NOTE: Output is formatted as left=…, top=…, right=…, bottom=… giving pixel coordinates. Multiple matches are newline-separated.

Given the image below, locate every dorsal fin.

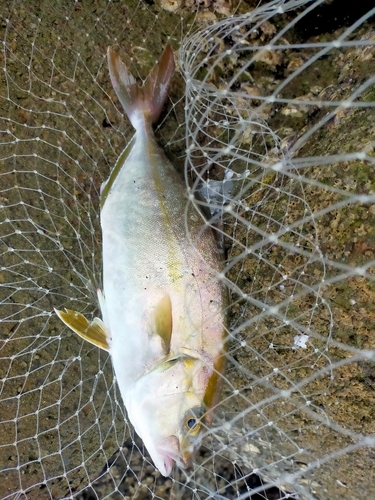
left=55, top=308, right=110, bottom=351
left=154, top=294, right=173, bottom=355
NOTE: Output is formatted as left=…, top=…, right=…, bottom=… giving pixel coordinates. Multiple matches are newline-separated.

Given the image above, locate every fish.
left=55, top=44, right=227, bottom=477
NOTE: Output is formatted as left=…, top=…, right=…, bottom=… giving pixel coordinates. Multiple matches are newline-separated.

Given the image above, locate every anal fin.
left=55, top=308, right=110, bottom=351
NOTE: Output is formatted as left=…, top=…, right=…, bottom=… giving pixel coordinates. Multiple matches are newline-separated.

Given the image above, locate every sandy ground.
left=0, top=1, right=374, bottom=499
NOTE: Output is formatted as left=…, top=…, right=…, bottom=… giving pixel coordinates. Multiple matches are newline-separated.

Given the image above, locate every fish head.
left=153, top=403, right=205, bottom=475
left=125, top=355, right=214, bottom=476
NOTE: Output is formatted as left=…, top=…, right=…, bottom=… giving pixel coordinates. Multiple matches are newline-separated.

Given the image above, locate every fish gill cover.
left=0, top=0, right=375, bottom=499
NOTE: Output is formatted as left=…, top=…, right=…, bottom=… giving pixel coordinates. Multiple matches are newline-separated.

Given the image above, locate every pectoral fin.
left=154, top=294, right=172, bottom=355
left=54, top=308, right=110, bottom=351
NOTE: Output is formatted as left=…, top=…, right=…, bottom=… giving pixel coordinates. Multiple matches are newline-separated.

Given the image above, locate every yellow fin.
left=154, top=295, right=172, bottom=355
left=54, top=308, right=110, bottom=351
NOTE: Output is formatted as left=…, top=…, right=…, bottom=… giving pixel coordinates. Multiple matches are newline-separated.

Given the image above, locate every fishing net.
left=1, top=0, right=375, bottom=498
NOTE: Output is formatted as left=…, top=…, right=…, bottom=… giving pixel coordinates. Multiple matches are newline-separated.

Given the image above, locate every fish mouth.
left=158, top=453, right=174, bottom=477
left=156, top=435, right=191, bottom=476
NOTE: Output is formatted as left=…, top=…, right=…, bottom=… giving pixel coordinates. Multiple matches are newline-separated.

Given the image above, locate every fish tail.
left=107, top=45, right=175, bottom=130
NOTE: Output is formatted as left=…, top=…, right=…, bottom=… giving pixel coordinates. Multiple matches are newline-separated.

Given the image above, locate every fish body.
left=55, top=45, right=227, bottom=476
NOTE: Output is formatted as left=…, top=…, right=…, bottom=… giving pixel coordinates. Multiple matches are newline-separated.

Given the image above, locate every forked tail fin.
left=107, top=45, right=175, bottom=130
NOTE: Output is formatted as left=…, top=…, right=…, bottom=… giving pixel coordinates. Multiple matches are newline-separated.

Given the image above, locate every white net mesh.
left=1, top=0, right=375, bottom=499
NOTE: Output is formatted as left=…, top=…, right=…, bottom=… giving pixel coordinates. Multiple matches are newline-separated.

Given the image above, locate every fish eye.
left=185, top=416, right=201, bottom=434
left=187, top=418, right=197, bottom=429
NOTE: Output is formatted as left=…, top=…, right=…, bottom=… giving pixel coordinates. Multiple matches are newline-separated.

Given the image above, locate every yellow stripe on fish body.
left=145, top=131, right=186, bottom=290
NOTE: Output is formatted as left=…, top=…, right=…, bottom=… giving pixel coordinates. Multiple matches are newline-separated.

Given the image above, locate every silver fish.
left=56, top=45, right=227, bottom=476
